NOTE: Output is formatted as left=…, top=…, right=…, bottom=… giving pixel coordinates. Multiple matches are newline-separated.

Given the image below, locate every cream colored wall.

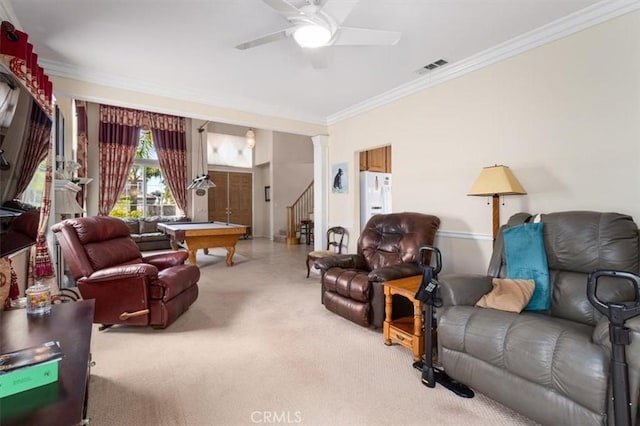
left=254, top=129, right=273, bottom=167
left=51, top=76, right=326, bottom=136
left=254, top=130, right=273, bottom=237
left=272, top=132, right=314, bottom=236
left=327, top=11, right=640, bottom=274
left=54, top=95, right=74, bottom=160
left=253, top=164, right=271, bottom=238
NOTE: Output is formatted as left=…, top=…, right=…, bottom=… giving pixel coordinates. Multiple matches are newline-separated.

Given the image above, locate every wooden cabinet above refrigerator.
left=359, top=146, right=391, bottom=173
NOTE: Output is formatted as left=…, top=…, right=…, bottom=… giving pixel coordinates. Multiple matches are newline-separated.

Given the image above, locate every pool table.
left=157, top=222, right=247, bottom=266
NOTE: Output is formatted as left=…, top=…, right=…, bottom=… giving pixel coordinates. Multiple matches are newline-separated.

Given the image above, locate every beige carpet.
left=86, top=239, right=537, bottom=426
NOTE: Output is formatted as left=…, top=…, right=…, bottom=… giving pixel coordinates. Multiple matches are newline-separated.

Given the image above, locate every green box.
left=0, top=359, right=59, bottom=398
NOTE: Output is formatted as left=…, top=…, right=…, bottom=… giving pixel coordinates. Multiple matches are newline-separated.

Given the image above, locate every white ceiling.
left=3, top=0, right=613, bottom=125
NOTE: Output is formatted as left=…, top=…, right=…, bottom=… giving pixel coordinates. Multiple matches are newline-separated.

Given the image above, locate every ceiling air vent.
left=416, top=59, right=449, bottom=75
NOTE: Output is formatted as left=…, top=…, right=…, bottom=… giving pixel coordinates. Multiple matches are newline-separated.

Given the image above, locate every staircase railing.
left=286, top=181, right=314, bottom=245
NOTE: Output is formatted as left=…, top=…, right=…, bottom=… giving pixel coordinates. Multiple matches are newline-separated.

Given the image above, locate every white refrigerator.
left=360, top=171, right=392, bottom=230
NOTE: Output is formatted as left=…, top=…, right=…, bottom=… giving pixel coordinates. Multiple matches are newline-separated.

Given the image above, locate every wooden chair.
left=306, top=226, right=346, bottom=278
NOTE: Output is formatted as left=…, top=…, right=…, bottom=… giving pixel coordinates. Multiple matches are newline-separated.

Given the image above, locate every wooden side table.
left=383, top=275, right=424, bottom=362
left=0, top=300, right=95, bottom=425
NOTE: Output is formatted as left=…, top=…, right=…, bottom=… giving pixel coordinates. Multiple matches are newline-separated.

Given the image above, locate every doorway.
left=359, top=146, right=392, bottom=230
left=208, top=171, right=253, bottom=230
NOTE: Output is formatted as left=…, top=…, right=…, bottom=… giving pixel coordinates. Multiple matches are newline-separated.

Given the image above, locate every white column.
left=312, top=135, right=329, bottom=251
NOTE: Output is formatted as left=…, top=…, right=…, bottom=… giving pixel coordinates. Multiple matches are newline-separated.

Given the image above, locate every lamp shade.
left=468, top=165, right=526, bottom=196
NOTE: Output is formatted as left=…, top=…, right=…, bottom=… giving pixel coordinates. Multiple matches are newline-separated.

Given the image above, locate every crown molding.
left=326, top=0, right=640, bottom=126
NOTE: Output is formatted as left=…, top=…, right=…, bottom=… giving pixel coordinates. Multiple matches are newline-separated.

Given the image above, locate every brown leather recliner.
left=52, top=216, right=199, bottom=329
left=314, top=212, right=440, bottom=328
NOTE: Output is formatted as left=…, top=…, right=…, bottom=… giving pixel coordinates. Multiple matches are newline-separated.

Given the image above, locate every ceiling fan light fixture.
left=293, top=24, right=331, bottom=48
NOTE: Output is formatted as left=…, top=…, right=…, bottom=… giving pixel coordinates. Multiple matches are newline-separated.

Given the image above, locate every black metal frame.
left=587, top=270, right=640, bottom=426
left=413, top=245, right=474, bottom=398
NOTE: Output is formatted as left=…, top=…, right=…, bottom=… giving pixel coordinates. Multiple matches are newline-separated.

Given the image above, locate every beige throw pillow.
left=475, top=278, right=535, bottom=313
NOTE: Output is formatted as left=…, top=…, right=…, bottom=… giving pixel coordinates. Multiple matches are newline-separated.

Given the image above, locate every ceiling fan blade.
left=303, top=47, right=328, bottom=69
left=235, top=28, right=294, bottom=50
left=262, top=0, right=303, bottom=17
left=333, top=27, right=402, bottom=46
left=321, top=0, right=358, bottom=24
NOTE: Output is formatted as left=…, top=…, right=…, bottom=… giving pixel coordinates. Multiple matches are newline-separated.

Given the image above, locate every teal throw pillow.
left=503, top=222, right=550, bottom=311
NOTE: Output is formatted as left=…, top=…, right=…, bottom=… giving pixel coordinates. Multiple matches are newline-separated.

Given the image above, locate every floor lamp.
left=468, top=165, right=526, bottom=245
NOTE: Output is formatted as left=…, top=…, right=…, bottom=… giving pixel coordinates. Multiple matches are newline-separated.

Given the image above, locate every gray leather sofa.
left=121, top=216, right=189, bottom=251
left=437, top=211, right=640, bottom=425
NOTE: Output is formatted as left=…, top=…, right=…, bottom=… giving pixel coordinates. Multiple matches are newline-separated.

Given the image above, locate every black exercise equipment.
left=412, top=245, right=474, bottom=398
left=587, top=269, right=640, bottom=426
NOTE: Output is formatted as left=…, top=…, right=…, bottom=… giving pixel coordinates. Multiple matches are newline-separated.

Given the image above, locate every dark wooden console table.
left=0, top=299, right=95, bottom=426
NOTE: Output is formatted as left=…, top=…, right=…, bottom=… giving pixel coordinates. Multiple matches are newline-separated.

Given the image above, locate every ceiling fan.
left=235, top=0, right=402, bottom=68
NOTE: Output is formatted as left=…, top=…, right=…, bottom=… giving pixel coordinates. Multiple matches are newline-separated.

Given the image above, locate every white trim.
left=326, top=0, right=640, bottom=125
left=436, top=230, right=492, bottom=241
left=312, top=135, right=330, bottom=251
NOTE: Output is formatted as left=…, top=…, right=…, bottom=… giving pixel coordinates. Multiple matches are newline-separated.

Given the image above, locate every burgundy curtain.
left=12, top=100, right=52, bottom=198
left=2, top=257, right=19, bottom=309
left=75, top=100, right=88, bottom=207
left=29, top=137, right=56, bottom=288
left=98, top=105, right=139, bottom=215
left=151, top=113, right=187, bottom=213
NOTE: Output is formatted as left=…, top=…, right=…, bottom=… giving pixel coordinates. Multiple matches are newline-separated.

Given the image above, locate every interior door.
left=207, top=171, right=252, bottom=227
left=208, top=171, right=229, bottom=223
left=228, top=172, right=252, bottom=226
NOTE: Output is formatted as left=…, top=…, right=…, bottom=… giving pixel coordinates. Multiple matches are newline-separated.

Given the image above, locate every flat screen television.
left=0, top=67, right=48, bottom=258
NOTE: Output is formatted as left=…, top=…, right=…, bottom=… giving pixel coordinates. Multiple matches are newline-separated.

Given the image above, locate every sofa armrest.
left=438, top=274, right=493, bottom=306
left=314, top=254, right=367, bottom=273
left=143, top=251, right=189, bottom=269
left=369, top=264, right=421, bottom=282
left=84, top=263, right=159, bottom=283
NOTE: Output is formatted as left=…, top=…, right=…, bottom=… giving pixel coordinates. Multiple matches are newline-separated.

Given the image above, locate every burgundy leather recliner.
left=314, top=212, right=440, bottom=328
left=52, top=216, right=199, bottom=329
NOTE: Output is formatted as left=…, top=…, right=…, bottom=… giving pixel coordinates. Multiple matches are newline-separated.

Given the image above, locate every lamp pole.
left=492, top=194, right=500, bottom=246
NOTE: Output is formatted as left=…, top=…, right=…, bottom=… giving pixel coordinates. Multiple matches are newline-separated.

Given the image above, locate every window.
left=207, top=133, right=252, bottom=168
left=109, top=130, right=180, bottom=218
left=19, top=158, right=47, bottom=207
